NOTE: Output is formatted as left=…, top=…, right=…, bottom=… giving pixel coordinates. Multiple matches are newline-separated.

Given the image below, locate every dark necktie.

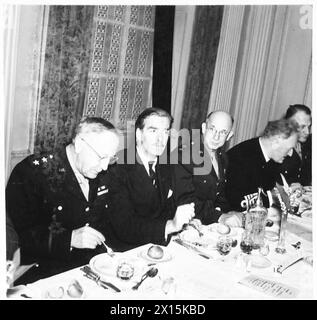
left=148, top=161, right=157, bottom=188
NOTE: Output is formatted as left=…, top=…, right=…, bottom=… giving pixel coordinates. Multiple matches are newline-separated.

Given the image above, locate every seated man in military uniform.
left=277, top=104, right=312, bottom=186
left=173, top=110, right=236, bottom=225
left=6, top=117, right=120, bottom=283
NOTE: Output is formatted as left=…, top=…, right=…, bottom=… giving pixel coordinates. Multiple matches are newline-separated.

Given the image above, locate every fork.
left=101, top=241, right=115, bottom=257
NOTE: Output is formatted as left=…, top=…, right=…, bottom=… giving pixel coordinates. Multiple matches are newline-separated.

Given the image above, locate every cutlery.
left=132, top=267, right=158, bottom=290
left=173, top=238, right=212, bottom=259
left=275, top=253, right=306, bottom=274
left=101, top=241, right=115, bottom=257
left=80, top=266, right=121, bottom=292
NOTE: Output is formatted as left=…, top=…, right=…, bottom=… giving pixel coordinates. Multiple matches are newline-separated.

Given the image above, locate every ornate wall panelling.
left=84, top=5, right=155, bottom=135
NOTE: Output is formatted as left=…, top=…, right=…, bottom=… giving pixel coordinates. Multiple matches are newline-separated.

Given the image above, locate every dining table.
left=7, top=185, right=313, bottom=300
left=8, top=220, right=312, bottom=300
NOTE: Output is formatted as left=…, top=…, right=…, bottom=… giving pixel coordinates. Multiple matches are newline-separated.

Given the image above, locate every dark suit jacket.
left=225, top=138, right=281, bottom=211
left=106, top=149, right=194, bottom=252
left=277, top=134, right=312, bottom=186
left=6, top=149, right=112, bottom=283
left=173, top=140, right=231, bottom=225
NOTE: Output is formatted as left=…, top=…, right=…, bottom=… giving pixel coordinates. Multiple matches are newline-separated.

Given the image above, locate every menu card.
left=239, top=275, right=299, bottom=298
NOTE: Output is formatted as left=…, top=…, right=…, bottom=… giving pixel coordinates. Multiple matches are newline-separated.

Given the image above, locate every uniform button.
left=105, top=204, right=108, bottom=208
left=203, top=180, right=207, bottom=183
left=57, top=206, right=63, bottom=211
left=285, top=170, right=288, bottom=174
left=299, top=168, right=302, bottom=171
left=216, top=192, right=220, bottom=196
left=85, top=207, right=90, bottom=212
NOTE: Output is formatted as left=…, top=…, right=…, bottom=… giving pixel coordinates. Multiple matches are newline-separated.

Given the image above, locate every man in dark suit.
left=6, top=117, right=120, bottom=283
left=173, top=111, right=235, bottom=225
left=107, top=108, right=195, bottom=252
left=278, top=104, right=312, bottom=186
left=225, top=119, right=298, bottom=211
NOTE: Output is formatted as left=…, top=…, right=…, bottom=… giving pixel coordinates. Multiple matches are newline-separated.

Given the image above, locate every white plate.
left=249, top=255, right=271, bottom=268
left=89, top=253, right=147, bottom=289
left=203, top=223, right=241, bottom=237
left=138, top=246, right=173, bottom=263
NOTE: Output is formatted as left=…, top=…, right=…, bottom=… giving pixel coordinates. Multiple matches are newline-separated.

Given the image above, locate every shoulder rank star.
left=42, top=157, right=48, bottom=163
left=33, top=160, right=40, bottom=165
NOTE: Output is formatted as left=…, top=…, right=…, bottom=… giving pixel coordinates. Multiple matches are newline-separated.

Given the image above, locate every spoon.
left=132, top=267, right=158, bottom=290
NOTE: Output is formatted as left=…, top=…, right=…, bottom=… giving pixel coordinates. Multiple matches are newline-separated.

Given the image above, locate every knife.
left=173, top=238, right=213, bottom=259
left=80, top=266, right=121, bottom=292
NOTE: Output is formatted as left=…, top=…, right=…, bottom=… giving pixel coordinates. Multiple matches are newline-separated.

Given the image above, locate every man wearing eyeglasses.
left=173, top=110, right=235, bottom=225
left=106, top=108, right=195, bottom=251
left=6, top=117, right=120, bottom=283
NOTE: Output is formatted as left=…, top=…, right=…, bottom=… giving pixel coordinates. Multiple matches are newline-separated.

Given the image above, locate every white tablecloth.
left=17, top=214, right=313, bottom=300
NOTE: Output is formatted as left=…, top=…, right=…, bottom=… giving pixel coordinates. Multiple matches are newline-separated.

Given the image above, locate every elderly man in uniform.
left=225, top=118, right=298, bottom=212
left=173, top=111, right=236, bottom=225
left=106, top=108, right=195, bottom=252
left=278, top=104, right=312, bottom=186
left=6, top=117, right=120, bottom=284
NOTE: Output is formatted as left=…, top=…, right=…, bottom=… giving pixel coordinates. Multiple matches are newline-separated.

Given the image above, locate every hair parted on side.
left=285, top=104, right=311, bottom=119
left=135, top=107, right=173, bottom=131
left=262, top=118, right=298, bottom=139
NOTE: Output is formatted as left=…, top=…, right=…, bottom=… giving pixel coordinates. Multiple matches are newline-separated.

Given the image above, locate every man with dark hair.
left=173, top=110, right=235, bottom=225
left=279, top=104, right=312, bottom=185
left=6, top=117, right=120, bottom=283
left=225, top=118, right=298, bottom=211
left=106, top=108, right=195, bottom=251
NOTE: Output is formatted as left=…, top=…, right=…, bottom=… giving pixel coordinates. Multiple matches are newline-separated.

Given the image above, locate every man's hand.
left=165, top=203, right=195, bottom=237
left=218, top=211, right=243, bottom=228
left=71, top=225, right=105, bottom=249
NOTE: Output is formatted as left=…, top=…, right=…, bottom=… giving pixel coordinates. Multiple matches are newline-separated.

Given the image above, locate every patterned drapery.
left=34, top=6, right=95, bottom=153
left=181, top=6, right=224, bottom=130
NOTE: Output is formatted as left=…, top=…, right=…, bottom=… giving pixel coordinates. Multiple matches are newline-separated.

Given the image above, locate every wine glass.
left=240, top=231, right=253, bottom=255
left=216, top=236, right=233, bottom=256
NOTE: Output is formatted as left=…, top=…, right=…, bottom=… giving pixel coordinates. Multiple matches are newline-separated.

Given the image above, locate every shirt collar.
left=259, top=137, right=270, bottom=162
left=66, top=145, right=89, bottom=185
left=136, top=146, right=157, bottom=175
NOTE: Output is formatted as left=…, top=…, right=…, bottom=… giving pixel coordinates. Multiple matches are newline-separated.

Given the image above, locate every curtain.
left=34, top=6, right=95, bottom=154
left=181, top=6, right=224, bottom=130
left=2, top=5, right=20, bottom=182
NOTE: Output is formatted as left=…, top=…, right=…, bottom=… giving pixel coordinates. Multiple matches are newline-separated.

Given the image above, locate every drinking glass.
left=216, top=236, right=233, bottom=256
left=240, top=231, right=253, bottom=255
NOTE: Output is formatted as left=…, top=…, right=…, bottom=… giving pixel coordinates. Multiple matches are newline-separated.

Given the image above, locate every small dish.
left=249, top=255, right=271, bottom=268
left=138, top=246, right=173, bottom=263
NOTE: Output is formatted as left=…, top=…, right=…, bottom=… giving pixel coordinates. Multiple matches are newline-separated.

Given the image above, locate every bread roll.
left=147, top=245, right=164, bottom=259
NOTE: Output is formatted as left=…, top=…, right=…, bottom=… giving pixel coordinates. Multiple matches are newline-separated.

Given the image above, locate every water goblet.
left=216, top=236, right=233, bottom=256
left=240, top=231, right=253, bottom=255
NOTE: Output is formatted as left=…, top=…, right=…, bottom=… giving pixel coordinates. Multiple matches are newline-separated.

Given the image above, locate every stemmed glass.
left=240, top=231, right=253, bottom=255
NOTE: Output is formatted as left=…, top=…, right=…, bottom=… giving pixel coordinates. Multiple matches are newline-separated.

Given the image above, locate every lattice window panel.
left=84, top=5, right=155, bottom=130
